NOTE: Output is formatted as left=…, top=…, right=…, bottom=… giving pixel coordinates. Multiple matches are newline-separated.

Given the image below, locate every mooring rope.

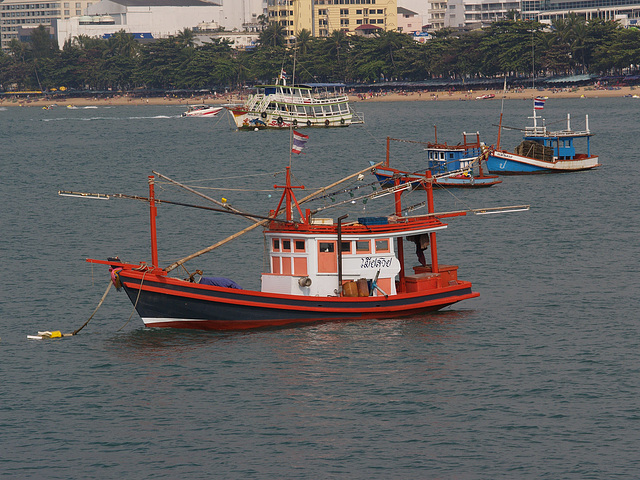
left=117, top=270, right=147, bottom=332
left=71, top=280, right=113, bottom=335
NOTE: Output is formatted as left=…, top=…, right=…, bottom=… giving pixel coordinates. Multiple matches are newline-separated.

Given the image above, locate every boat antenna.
left=531, top=27, right=535, bottom=90
left=497, top=94, right=505, bottom=150
left=289, top=39, right=298, bottom=168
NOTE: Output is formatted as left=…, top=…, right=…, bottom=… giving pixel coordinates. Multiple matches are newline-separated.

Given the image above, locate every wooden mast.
left=394, top=176, right=406, bottom=293
left=148, top=175, right=159, bottom=267
left=425, top=171, right=439, bottom=273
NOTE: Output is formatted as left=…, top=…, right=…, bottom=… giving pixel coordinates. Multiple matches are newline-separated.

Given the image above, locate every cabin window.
left=272, top=239, right=280, bottom=251
left=375, top=239, right=389, bottom=253
left=356, top=240, right=370, bottom=253
left=319, top=242, right=334, bottom=253
left=295, top=240, right=305, bottom=252
left=340, top=241, right=351, bottom=253
left=282, top=240, right=291, bottom=251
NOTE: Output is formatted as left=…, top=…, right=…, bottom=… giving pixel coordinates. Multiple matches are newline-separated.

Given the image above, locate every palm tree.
left=175, top=28, right=196, bottom=49
left=295, top=29, right=313, bottom=56
left=107, top=30, right=138, bottom=58
left=259, top=23, right=286, bottom=48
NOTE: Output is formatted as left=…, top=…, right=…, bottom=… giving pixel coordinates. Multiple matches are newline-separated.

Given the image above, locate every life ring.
left=261, top=112, right=267, bottom=119
left=277, top=116, right=283, bottom=125
left=293, top=119, right=298, bottom=126
left=324, top=119, right=330, bottom=126
left=340, top=118, right=345, bottom=125
left=306, top=120, right=312, bottom=127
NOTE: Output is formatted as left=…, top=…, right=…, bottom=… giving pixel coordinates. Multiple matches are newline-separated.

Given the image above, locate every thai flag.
left=534, top=97, right=546, bottom=110
left=291, top=130, right=308, bottom=154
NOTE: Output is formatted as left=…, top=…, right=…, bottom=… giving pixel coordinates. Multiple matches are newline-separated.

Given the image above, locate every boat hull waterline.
left=118, top=269, right=479, bottom=330
left=373, top=169, right=501, bottom=188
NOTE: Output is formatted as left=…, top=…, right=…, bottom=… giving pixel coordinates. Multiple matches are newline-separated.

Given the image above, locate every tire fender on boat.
left=340, top=118, right=345, bottom=125
left=324, top=119, right=330, bottom=126
left=293, top=119, right=298, bottom=127
left=261, top=112, right=267, bottom=119
left=307, top=120, right=312, bottom=127
left=277, top=116, right=283, bottom=125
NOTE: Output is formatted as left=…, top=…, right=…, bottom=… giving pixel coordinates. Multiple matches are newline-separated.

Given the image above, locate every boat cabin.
left=523, top=112, right=593, bottom=161
left=426, top=132, right=483, bottom=175
left=262, top=225, right=400, bottom=297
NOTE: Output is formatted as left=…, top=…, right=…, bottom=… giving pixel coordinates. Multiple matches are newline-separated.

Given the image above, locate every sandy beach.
left=1, top=85, right=637, bottom=107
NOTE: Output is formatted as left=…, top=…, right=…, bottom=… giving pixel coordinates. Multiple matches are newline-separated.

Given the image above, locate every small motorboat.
left=181, top=104, right=223, bottom=117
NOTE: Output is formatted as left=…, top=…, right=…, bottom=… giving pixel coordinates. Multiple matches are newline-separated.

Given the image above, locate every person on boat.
left=408, top=234, right=429, bottom=267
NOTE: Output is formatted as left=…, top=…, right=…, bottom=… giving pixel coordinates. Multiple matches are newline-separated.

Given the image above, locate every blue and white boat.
left=372, top=133, right=501, bottom=189
left=486, top=99, right=600, bottom=174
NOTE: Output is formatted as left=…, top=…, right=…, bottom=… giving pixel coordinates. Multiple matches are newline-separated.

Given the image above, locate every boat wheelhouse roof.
left=267, top=215, right=448, bottom=239
left=255, top=83, right=347, bottom=90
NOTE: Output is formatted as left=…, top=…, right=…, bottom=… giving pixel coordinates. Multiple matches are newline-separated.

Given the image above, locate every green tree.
left=175, top=28, right=196, bottom=49
left=259, top=23, right=286, bottom=47
left=295, top=29, right=313, bottom=56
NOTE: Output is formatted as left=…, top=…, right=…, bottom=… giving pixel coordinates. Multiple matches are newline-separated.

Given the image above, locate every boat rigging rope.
left=159, top=170, right=285, bottom=185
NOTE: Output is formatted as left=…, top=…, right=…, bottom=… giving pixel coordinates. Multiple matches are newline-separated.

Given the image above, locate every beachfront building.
left=193, top=21, right=261, bottom=49
left=427, top=0, right=446, bottom=31
left=266, top=0, right=397, bottom=41
left=397, top=6, right=420, bottom=32
left=53, top=0, right=266, bottom=49
left=426, top=0, right=640, bottom=31
left=0, top=0, right=93, bottom=51
left=521, top=0, right=640, bottom=24
left=444, top=0, right=519, bottom=29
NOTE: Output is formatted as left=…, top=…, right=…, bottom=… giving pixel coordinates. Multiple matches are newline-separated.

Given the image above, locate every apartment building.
left=1, top=0, right=93, bottom=50
left=521, top=0, right=640, bottom=23
left=445, top=0, right=519, bottom=29
left=2, top=0, right=266, bottom=51
left=267, top=0, right=397, bottom=39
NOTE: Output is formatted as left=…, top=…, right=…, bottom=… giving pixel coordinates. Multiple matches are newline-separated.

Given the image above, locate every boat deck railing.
left=524, top=126, right=548, bottom=136
left=351, top=110, right=365, bottom=124
left=269, top=93, right=350, bottom=105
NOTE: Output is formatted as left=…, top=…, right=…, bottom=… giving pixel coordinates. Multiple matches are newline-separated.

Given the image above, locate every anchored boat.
left=63, top=144, right=526, bottom=331
left=372, top=134, right=501, bottom=189
left=228, top=79, right=364, bottom=130
left=486, top=98, right=600, bottom=174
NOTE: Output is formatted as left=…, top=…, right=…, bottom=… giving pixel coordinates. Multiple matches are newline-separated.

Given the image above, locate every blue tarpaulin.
left=200, top=277, right=243, bottom=289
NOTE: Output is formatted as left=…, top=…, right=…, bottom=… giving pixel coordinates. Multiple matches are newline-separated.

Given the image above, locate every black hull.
left=119, top=272, right=478, bottom=330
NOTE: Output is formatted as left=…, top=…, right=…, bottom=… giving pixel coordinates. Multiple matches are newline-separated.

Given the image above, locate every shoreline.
left=1, top=85, right=637, bottom=107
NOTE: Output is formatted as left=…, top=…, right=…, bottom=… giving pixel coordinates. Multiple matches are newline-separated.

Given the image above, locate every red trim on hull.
left=121, top=279, right=478, bottom=314
left=141, top=300, right=470, bottom=330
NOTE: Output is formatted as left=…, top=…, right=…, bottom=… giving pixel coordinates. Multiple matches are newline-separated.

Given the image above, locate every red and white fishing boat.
left=181, top=104, right=223, bottom=117
left=71, top=158, right=527, bottom=331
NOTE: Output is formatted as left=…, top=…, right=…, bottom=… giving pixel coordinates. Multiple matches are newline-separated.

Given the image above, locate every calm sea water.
left=1, top=98, right=639, bottom=479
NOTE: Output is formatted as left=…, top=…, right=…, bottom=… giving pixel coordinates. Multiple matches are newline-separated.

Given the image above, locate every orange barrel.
left=342, top=281, right=358, bottom=297
left=356, top=278, right=369, bottom=297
